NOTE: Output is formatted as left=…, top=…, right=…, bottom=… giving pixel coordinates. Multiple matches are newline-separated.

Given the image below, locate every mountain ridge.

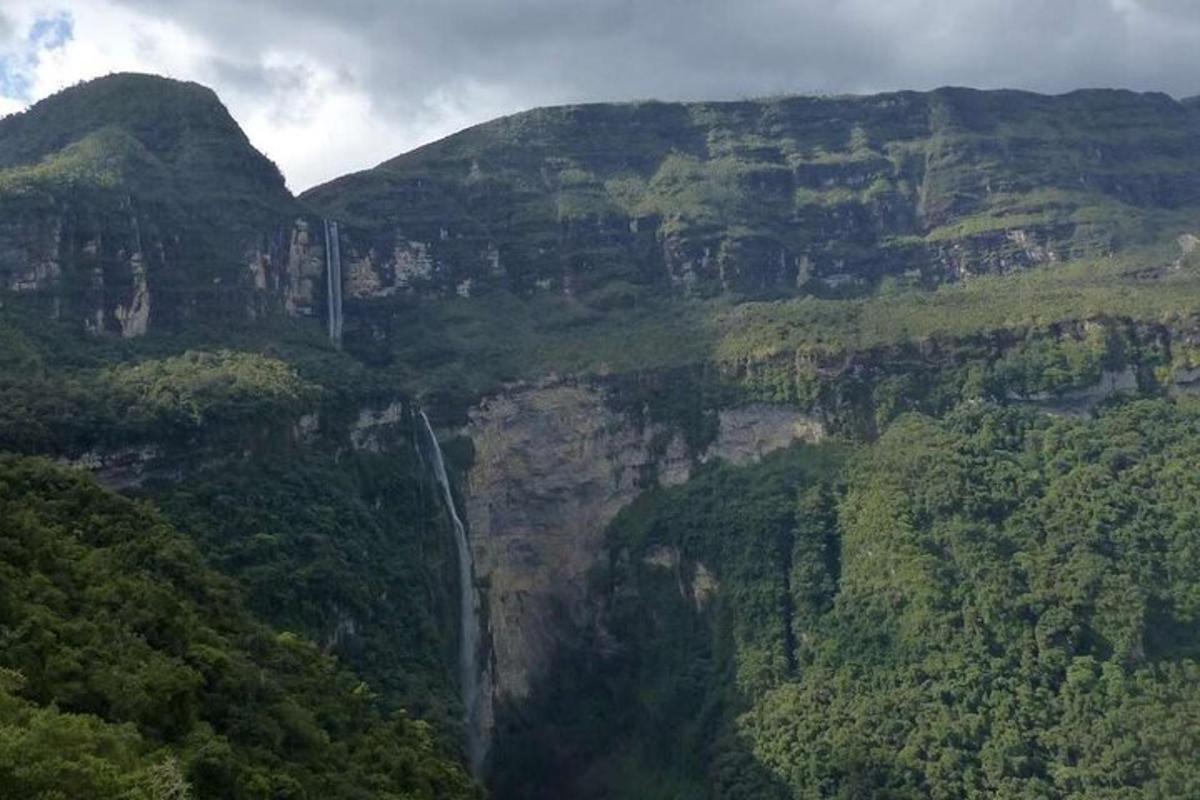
left=5, top=71, right=1200, bottom=799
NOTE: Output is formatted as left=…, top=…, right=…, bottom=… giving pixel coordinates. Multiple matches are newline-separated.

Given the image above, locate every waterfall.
left=323, top=219, right=343, bottom=345
left=417, top=410, right=485, bottom=774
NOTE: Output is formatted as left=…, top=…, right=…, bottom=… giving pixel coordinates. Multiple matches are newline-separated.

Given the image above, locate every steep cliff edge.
left=463, top=380, right=824, bottom=748
left=303, top=88, right=1200, bottom=306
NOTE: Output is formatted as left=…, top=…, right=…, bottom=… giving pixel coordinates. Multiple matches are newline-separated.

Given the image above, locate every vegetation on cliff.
left=5, top=72, right=1200, bottom=798
left=304, top=87, right=1200, bottom=304
left=498, top=399, right=1200, bottom=798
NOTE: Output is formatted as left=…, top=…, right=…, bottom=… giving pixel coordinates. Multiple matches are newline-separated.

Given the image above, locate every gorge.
left=2, top=72, right=1200, bottom=799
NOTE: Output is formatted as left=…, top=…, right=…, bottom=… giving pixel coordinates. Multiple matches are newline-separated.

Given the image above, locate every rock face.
left=1171, top=366, right=1200, bottom=395
left=464, top=381, right=823, bottom=722
left=57, top=398, right=410, bottom=489
left=348, top=400, right=407, bottom=452
left=0, top=204, right=333, bottom=335
left=642, top=545, right=719, bottom=611
left=57, top=445, right=163, bottom=490
left=705, top=403, right=825, bottom=463
left=303, top=88, right=1200, bottom=302
left=1008, top=367, right=1139, bottom=417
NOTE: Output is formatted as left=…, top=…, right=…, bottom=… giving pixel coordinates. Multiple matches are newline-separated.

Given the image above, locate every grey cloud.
left=108, top=0, right=1200, bottom=184
left=115, top=0, right=1200, bottom=97
left=210, top=58, right=318, bottom=124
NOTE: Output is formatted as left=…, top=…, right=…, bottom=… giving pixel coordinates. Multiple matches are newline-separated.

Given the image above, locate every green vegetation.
left=101, top=350, right=318, bottom=430
left=0, top=126, right=134, bottom=193
left=743, top=401, right=1200, bottom=798
left=306, top=86, right=1200, bottom=303
left=0, top=455, right=476, bottom=799
left=500, top=399, right=1200, bottom=798
left=157, top=448, right=466, bottom=735
left=0, top=346, right=315, bottom=453
left=0, top=300, right=401, bottom=454
left=331, top=245, right=1200, bottom=436
left=714, top=249, right=1199, bottom=363
left=10, top=245, right=1194, bottom=446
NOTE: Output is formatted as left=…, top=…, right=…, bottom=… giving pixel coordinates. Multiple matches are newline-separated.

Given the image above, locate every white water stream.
left=323, top=219, right=343, bottom=345
left=417, top=411, right=484, bottom=774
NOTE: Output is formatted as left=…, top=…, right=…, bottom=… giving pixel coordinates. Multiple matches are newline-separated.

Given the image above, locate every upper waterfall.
left=324, top=219, right=343, bottom=346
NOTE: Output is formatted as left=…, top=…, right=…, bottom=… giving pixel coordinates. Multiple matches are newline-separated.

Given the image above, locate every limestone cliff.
left=463, top=381, right=824, bottom=726
left=304, top=88, right=1200, bottom=303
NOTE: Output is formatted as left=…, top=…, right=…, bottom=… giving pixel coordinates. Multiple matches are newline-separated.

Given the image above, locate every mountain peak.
left=0, top=72, right=287, bottom=197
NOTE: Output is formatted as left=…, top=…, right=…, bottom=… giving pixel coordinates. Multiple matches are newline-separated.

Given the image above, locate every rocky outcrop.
left=704, top=404, right=825, bottom=463
left=2, top=207, right=329, bottom=334
left=464, top=381, right=823, bottom=717
left=643, top=545, right=719, bottom=611
left=57, top=445, right=163, bottom=490
left=1169, top=366, right=1200, bottom=396
left=348, top=401, right=406, bottom=452
left=114, top=245, right=151, bottom=338
left=1008, top=367, right=1138, bottom=417
left=57, top=398, right=410, bottom=489
left=243, top=217, right=328, bottom=319
left=276, top=220, right=324, bottom=321
left=936, top=225, right=1071, bottom=280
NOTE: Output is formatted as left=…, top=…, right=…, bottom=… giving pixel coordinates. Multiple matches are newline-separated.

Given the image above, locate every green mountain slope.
left=0, top=72, right=289, bottom=210
left=303, top=88, right=1200, bottom=303
left=0, top=454, right=476, bottom=799
left=0, top=73, right=321, bottom=336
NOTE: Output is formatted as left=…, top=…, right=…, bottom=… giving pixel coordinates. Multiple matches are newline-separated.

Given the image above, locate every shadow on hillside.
left=484, top=601, right=792, bottom=800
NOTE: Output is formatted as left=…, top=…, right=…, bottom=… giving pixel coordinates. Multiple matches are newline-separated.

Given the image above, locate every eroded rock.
left=464, top=381, right=823, bottom=730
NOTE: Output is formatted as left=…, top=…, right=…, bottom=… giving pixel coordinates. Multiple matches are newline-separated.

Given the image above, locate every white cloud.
left=1, top=1, right=204, bottom=96
left=219, top=52, right=519, bottom=189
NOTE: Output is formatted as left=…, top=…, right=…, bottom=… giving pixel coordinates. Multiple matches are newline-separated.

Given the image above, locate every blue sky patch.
left=0, top=11, right=75, bottom=101
left=30, top=13, right=74, bottom=52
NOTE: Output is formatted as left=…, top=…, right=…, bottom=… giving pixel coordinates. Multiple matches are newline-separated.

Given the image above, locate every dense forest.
left=494, top=400, right=1200, bottom=799
left=0, top=455, right=475, bottom=798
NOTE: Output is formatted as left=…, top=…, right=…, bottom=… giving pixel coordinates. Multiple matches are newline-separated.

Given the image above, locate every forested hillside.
left=0, top=455, right=475, bottom=798
left=494, top=401, right=1200, bottom=798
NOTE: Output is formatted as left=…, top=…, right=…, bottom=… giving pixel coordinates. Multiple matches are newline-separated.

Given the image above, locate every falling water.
left=323, top=219, right=343, bottom=345
left=417, top=410, right=485, bottom=774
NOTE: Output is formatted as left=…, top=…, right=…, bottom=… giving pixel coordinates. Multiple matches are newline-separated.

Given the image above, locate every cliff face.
left=463, top=380, right=824, bottom=732
left=303, top=88, right=1200, bottom=303
left=9, top=78, right=1200, bottom=339
left=2, top=206, right=333, bottom=334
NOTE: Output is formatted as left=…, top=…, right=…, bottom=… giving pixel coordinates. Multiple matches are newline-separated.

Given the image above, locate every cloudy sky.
left=1, top=0, right=1198, bottom=190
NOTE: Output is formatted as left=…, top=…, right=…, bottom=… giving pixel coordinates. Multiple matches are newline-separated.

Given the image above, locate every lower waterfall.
left=417, top=410, right=485, bottom=775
